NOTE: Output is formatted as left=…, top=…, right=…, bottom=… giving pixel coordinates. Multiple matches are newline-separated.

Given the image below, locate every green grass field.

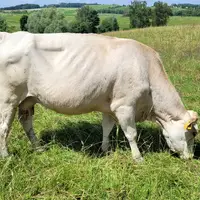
left=1, top=7, right=200, bottom=33
left=0, top=24, right=200, bottom=199
left=1, top=12, right=23, bottom=32
left=168, top=16, right=200, bottom=26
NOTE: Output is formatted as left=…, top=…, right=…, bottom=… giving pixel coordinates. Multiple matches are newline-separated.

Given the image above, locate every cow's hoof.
left=134, top=156, right=144, bottom=164
left=101, top=143, right=110, bottom=153
left=0, top=150, right=9, bottom=158
left=34, top=145, right=47, bottom=153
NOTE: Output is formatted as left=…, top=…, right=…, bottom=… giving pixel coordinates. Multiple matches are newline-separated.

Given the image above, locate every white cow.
left=0, top=31, right=198, bottom=162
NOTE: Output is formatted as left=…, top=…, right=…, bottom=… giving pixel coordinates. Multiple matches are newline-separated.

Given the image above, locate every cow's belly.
left=29, top=81, right=112, bottom=115
left=38, top=97, right=111, bottom=115
left=40, top=102, right=97, bottom=115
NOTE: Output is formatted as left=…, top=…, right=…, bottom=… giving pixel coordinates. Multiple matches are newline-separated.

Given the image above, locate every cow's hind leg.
left=18, top=97, right=40, bottom=150
left=0, top=104, right=17, bottom=157
left=101, top=113, right=115, bottom=152
left=114, top=106, right=143, bottom=163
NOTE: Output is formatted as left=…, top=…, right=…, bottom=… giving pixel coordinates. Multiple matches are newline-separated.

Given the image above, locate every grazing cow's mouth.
left=180, top=152, right=194, bottom=160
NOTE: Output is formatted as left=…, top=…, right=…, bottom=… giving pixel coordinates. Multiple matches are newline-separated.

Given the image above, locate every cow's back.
left=30, top=33, right=151, bottom=114
left=1, top=32, right=153, bottom=115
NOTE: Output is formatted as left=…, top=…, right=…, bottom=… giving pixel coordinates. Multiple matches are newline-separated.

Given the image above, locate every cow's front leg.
left=18, top=97, right=40, bottom=150
left=0, top=104, right=16, bottom=157
left=101, top=113, right=115, bottom=152
left=115, top=106, right=143, bottom=163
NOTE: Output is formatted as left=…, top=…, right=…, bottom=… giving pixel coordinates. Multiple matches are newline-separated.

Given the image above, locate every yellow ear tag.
left=184, top=121, right=192, bottom=130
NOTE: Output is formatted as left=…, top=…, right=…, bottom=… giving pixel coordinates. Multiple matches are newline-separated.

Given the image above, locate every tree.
left=152, top=2, right=172, bottom=26
left=27, top=8, right=68, bottom=33
left=0, top=15, right=7, bottom=31
left=98, top=17, right=119, bottom=33
left=2, top=4, right=40, bottom=10
left=76, top=6, right=100, bottom=33
left=112, top=17, right=120, bottom=31
left=20, top=15, right=28, bottom=31
left=129, top=1, right=151, bottom=28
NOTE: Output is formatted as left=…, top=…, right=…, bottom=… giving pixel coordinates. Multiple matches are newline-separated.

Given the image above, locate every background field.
left=1, top=6, right=200, bottom=200
left=1, top=7, right=200, bottom=32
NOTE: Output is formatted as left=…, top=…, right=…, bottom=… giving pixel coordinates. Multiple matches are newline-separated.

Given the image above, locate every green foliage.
left=76, top=6, right=100, bottom=33
left=98, top=17, right=119, bottom=33
left=68, top=20, right=80, bottom=33
left=129, top=1, right=172, bottom=28
left=3, top=6, right=200, bottom=33
left=97, top=5, right=129, bottom=15
left=20, top=15, right=28, bottom=31
left=0, top=15, right=7, bottom=31
left=27, top=8, right=68, bottom=33
left=152, top=1, right=172, bottom=26
left=172, top=4, right=200, bottom=17
left=172, top=3, right=200, bottom=9
left=129, top=1, right=151, bottom=28
left=172, top=7, right=200, bottom=16
left=2, top=3, right=40, bottom=10
left=68, top=20, right=90, bottom=33
left=43, top=3, right=87, bottom=8
left=44, top=19, right=68, bottom=33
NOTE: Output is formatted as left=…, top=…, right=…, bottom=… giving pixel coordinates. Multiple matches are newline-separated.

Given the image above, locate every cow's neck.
left=149, top=58, right=187, bottom=123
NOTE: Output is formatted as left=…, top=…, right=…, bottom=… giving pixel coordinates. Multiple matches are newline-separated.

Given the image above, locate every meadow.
left=1, top=7, right=200, bottom=200
left=1, top=7, right=200, bottom=32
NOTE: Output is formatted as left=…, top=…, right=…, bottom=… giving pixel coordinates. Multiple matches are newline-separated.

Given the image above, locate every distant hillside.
left=1, top=4, right=40, bottom=10
left=172, top=3, right=200, bottom=8
left=0, top=3, right=128, bottom=15
left=0, top=3, right=99, bottom=10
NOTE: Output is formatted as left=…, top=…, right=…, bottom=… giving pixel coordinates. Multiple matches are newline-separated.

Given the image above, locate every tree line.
left=0, top=3, right=97, bottom=10
left=43, top=3, right=98, bottom=8
left=0, top=1, right=181, bottom=33
left=19, top=6, right=119, bottom=34
left=1, top=4, right=40, bottom=10
left=173, top=7, right=200, bottom=16
left=1, top=2, right=200, bottom=17
left=130, top=1, right=172, bottom=28
left=97, top=5, right=128, bottom=15
left=172, top=4, right=200, bottom=8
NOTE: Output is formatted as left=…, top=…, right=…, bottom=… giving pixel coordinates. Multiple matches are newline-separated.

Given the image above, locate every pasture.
left=1, top=7, right=200, bottom=32
left=0, top=24, right=200, bottom=199
left=168, top=16, right=200, bottom=26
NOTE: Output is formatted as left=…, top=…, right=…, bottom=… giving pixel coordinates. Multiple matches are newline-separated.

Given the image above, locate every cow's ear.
left=184, top=121, right=193, bottom=130
left=184, top=111, right=198, bottom=130
left=184, top=118, right=198, bottom=131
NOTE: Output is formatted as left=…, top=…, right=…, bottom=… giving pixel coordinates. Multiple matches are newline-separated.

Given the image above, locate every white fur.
left=0, top=32, right=198, bottom=161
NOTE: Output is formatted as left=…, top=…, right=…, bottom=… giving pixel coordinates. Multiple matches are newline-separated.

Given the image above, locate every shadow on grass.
left=40, top=121, right=171, bottom=157
left=194, top=143, right=200, bottom=159
left=40, top=121, right=200, bottom=159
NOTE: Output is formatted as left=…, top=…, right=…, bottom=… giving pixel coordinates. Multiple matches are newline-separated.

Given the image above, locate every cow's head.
left=162, top=110, right=198, bottom=159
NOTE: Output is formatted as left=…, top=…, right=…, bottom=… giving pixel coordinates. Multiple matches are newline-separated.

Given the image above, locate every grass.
left=168, top=16, right=200, bottom=26
left=89, top=4, right=114, bottom=10
left=99, top=14, right=130, bottom=30
left=1, top=11, right=200, bottom=199
left=2, top=107, right=200, bottom=199
left=1, top=5, right=200, bottom=32
left=0, top=10, right=130, bottom=32
left=1, top=12, right=23, bottom=32
left=2, top=8, right=200, bottom=32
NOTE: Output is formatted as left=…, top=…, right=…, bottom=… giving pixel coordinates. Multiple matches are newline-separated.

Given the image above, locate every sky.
left=0, top=0, right=200, bottom=8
